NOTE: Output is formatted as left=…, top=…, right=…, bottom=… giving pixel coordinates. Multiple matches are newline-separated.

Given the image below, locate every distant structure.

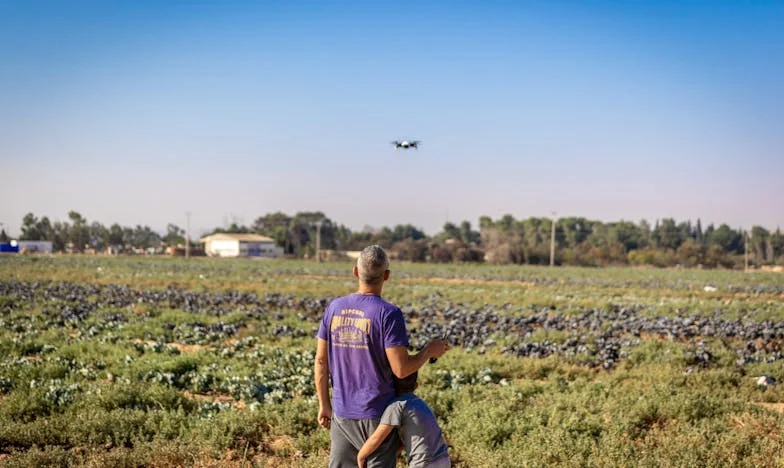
left=199, top=233, right=283, bottom=258
left=18, top=240, right=53, bottom=254
left=0, top=239, right=19, bottom=253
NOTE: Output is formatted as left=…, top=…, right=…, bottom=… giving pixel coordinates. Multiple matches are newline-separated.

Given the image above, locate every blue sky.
left=1, top=0, right=782, bottom=237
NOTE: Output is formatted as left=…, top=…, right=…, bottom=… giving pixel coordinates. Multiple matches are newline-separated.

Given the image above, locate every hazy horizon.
left=2, top=1, right=782, bottom=238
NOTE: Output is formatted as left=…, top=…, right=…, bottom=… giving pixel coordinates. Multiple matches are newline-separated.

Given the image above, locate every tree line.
left=8, top=211, right=783, bottom=268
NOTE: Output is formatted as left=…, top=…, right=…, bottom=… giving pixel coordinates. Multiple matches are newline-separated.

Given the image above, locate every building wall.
left=17, top=241, right=53, bottom=254
left=207, top=239, right=240, bottom=257
left=239, top=241, right=283, bottom=258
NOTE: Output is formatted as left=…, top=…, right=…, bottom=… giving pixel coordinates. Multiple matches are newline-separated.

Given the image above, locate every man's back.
left=318, top=293, right=409, bottom=419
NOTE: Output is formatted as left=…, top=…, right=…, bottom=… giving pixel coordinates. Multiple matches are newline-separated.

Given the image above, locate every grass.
left=0, top=256, right=782, bottom=466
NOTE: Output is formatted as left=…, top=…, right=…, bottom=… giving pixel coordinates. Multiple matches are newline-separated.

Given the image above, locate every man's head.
left=354, top=245, right=390, bottom=287
left=394, top=371, right=418, bottom=395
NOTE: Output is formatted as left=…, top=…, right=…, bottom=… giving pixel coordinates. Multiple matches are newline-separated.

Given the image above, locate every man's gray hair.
left=357, top=245, right=390, bottom=285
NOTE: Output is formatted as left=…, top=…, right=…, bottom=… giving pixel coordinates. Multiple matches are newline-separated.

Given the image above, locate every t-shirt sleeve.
left=317, top=303, right=331, bottom=340
left=383, top=307, right=409, bottom=348
left=379, top=401, right=405, bottom=427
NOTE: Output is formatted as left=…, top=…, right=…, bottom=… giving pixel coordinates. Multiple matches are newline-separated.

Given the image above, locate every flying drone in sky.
left=391, top=140, right=421, bottom=150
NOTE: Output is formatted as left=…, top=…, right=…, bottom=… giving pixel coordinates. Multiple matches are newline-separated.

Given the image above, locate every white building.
left=199, top=233, right=283, bottom=258
left=18, top=240, right=53, bottom=254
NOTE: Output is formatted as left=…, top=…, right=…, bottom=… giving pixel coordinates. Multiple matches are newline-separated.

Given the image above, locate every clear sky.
left=1, top=0, right=782, bottom=237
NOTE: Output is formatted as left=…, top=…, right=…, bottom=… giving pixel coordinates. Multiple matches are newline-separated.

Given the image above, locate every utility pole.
left=744, top=230, right=749, bottom=272
left=185, top=211, right=191, bottom=259
left=315, top=220, right=323, bottom=262
left=550, top=211, right=557, bottom=267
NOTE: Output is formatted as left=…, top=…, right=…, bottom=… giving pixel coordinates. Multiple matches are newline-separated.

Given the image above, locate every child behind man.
left=357, top=371, right=450, bottom=468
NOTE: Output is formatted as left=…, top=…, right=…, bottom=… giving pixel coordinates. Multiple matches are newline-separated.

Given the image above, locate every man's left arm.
left=315, top=337, right=331, bottom=429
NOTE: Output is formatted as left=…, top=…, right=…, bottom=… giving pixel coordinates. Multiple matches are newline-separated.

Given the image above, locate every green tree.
left=52, top=221, right=69, bottom=252
left=162, top=224, right=186, bottom=246
left=89, top=222, right=109, bottom=251
left=560, top=217, right=592, bottom=248
left=108, top=224, right=124, bottom=248
left=706, top=224, right=743, bottom=254
left=21, top=213, right=42, bottom=240
left=436, top=222, right=461, bottom=243
left=390, top=238, right=429, bottom=262
left=458, top=221, right=480, bottom=245
left=253, top=212, right=293, bottom=252
left=479, top=216, right=524, bottom=264
left=130, top=225, right=162, bottom=250
left=34, top=216, right=55, bottom=241
left=277, top=212, right=335, bottom=257
left=772, top=228, right=784, bottom=263
left=68, top=211, right=90, bottom=252
left=392, top=224, right=427, bottom=242
left=638, top=219, right=652, bottom=247
left=750, top=226, right=770, bottom=263
left=677, top=239, right=703, bottom=267
left=610, top=221, right=644, bottom=252
left=654, top=218, right=683, bottom=250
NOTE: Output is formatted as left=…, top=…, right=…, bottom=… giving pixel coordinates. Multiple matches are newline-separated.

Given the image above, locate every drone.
left=391, top=140, right=421, bottom=150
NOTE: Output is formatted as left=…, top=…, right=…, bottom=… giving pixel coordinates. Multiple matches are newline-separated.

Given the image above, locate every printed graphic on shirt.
left=330, top=308, right=371, bottom=349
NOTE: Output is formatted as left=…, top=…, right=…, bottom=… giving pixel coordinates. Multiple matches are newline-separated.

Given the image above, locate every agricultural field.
left=1, top=256, right=783, bottom=467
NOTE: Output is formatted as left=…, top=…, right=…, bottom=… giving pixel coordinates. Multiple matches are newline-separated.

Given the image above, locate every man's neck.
left=356, top=283, right=383, bottom=296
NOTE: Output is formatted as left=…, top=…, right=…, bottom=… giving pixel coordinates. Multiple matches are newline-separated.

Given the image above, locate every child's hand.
left=357, top=455, right=367, bottom=468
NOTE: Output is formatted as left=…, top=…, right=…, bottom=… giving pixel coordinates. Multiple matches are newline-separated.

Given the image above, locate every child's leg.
left=428, top=455, right=451, bottom=468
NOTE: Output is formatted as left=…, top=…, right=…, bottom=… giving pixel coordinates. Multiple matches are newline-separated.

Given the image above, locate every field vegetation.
left=1, top=256, right=783, bottom=467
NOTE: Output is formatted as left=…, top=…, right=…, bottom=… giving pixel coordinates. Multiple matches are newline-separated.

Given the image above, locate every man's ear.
left=353, top=265, right=359, bottom=278
left=383, top=270, right=390, bottom=281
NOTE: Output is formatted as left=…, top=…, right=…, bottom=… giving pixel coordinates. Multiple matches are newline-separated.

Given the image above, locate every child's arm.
left=357, top=424, right=396, bottom=468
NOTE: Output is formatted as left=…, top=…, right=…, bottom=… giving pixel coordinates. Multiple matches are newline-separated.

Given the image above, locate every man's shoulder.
left=376, top=298, right=402, bottom=316
left=326, top=295, right=355, bottom=310
left=327, top=295, right=345, bottom=308
left=332, top=295, right=401, bottom=314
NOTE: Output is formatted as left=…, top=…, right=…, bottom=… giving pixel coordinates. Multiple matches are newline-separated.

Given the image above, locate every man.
left=315, top=245, right=449, bottom=468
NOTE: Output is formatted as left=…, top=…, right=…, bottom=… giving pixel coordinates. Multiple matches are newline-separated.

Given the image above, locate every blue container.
left=0, top=243, right=19, bottom=253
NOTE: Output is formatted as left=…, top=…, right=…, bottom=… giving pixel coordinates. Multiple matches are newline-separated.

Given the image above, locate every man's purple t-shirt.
left=317, top=293, right=409, bottom=419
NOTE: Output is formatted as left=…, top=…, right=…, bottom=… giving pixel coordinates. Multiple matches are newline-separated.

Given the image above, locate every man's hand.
left=357, top=455, right=367, bottom=468
left=315, top=338, right=332, bottom=429
left=318, top=405, right=332, bottom=430
left=424, top=338, right=449, bottom=360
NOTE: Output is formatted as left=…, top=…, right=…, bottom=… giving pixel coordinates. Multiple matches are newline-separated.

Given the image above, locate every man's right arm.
left=385, top=340, right=448, bottom=379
